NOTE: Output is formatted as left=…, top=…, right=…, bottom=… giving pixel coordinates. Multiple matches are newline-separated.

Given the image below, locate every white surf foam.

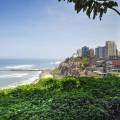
left=6, top=71, right=42, bottom=88
left=4, top=64, right=34, bottom=70
left=0, top=73, right=28, bottom=78
left=21, top=71, right=42, bottom=84
left=51, top=61, right=61, bottom=65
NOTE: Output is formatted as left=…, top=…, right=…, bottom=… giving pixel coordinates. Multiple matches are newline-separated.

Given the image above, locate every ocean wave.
left=0, top=73, right=28, bottom=78
left=22, top=71, right=41, bottom=84
left=4, top=64, right=34, bottom=70
left=51, top=61, right=61, bottom=65
left=6, top=71, right=41, bottom=88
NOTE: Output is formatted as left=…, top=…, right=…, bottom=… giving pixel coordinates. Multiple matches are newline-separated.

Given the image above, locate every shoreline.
left=0, top=69, right=54, bottom=90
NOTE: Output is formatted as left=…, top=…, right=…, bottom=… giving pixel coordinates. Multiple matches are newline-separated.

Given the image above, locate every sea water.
left=0, top=59, right=61, bottom=88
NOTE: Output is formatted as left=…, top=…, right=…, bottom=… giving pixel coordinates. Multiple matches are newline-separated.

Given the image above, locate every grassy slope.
left=0, top=76, right=120, bottom=120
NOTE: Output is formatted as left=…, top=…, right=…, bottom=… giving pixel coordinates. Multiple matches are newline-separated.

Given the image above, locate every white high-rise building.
left=106, top=41, right=117, bottom=58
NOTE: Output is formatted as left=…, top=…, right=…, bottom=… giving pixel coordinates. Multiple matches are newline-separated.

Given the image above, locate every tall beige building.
left=106, top=41, right=117, bottom=57
left=89, top=48, right=94, bottom=58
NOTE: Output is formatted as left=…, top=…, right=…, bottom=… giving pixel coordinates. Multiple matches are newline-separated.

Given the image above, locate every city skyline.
left=76, top=40, right=120, bottom=51
left=75, top=40, right=120, bottom=59
left=0, top=0, right=119, bottom=59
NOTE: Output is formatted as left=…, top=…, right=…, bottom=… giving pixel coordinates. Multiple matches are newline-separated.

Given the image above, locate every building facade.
left=82, top=46, right=89, bottom=57
left=112, top=59, right=120, bottom=69
left=95, top=46, right=106, bottom=59
left=89, top=49, right=95, bottom=58
left=118, top=50, right=120, bottom=57
left=106, top=41, right=117, bottom=58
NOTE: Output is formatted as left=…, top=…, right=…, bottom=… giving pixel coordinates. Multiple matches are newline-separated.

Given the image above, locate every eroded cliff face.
left=58, top=57, right=90, bottom=77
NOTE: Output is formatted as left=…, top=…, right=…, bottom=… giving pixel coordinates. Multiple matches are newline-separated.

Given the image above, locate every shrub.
left=40, top=78, right=61, bottom=90
left=61, top=77, right=78, bottom=91
left=0, top=76, right=120, bottom=120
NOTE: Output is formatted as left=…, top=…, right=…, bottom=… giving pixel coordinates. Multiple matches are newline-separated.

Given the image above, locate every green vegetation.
left=82, top=57, right=89, bottom=68
left=59, top=0, right=120, bottom=20
left=0, top=76, right=120, bottom=120
left=111, top=72, right=120, bottom=76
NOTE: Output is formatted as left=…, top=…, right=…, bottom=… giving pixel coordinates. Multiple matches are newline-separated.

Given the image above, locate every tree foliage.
left=58, top=0, right=120, bottom=20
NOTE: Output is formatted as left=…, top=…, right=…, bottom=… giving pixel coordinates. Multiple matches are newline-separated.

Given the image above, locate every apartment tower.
left=106, top=41, right=117, bottom=58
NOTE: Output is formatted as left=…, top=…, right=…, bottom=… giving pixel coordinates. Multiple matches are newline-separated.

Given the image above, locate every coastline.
left=0, top=69, right=53, bottom=90
left=34, top=69, right=54, bottom=84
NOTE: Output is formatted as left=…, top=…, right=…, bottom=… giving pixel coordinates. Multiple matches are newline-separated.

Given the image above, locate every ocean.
left=0, top=59, right=61, bottom=88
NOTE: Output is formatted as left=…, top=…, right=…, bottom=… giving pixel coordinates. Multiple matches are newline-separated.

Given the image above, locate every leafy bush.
left=61, top=77, right=78, bottom=91
left=40, top=78, right=61, bottom=90
left=0, top=76, right=120, bottom=120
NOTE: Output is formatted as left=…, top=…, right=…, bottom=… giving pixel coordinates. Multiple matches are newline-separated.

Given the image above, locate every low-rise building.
left=102, top=59, right=120, bottom=73
left=89, top=57, right=96, bottom=66
left=112, top=59, right=120, bottom=69
left=105, top=60, right=112, bottom=73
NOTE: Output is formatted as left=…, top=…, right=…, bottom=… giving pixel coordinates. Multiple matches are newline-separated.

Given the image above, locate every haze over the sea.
left=0, top=0, right=119, bottom=59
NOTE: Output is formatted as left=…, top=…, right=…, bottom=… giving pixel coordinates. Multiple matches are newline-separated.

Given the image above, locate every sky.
left=0, top=0, right=120, bottom=59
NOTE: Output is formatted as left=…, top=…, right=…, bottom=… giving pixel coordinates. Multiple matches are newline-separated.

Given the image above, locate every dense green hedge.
left=0, top=76, right=120, bottom=120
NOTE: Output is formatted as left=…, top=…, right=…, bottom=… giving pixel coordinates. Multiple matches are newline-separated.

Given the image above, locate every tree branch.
left=108, top=7, right=120, bottom=16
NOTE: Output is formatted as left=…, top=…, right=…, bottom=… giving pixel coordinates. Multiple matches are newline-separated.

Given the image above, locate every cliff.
left=58, top=57, right=92, bottom=77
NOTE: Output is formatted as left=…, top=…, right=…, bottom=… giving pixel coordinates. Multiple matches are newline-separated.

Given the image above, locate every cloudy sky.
left=0, top=0, right=120, bottom=59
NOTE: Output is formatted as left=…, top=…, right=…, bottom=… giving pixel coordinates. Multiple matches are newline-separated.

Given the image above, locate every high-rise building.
left=116, top=49, right=120, bottom=57
left=82, top=46, right=89, bottom=57
left=119, top=51, right=120, bottom=57
left=95, top=46, right=106, bottom=59
left=106, top=41, right=117, bottom=58
left=89, top=49, right=95, bottom=58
